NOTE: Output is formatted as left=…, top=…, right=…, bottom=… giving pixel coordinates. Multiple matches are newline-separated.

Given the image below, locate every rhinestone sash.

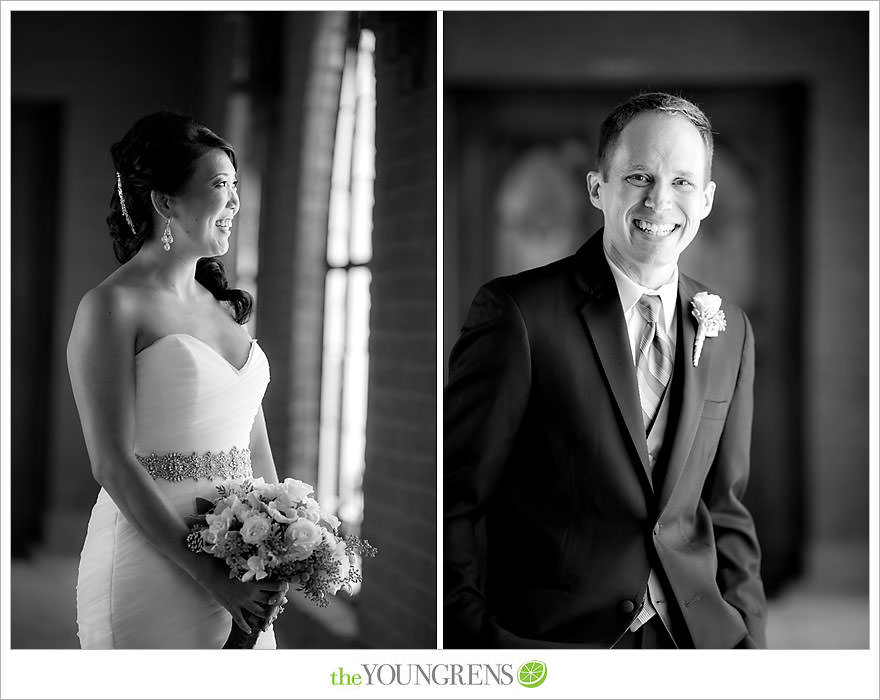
left=136, top=446, right=252, bottom=482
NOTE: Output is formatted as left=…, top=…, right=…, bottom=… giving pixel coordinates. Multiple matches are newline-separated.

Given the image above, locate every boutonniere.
left=691, top=292, right=727, bottom=367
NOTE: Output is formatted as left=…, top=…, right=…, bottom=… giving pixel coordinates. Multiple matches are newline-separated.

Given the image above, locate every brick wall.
left=256, top=11, right=437, bottom=648
left=358, top=13, right=438, bottom=649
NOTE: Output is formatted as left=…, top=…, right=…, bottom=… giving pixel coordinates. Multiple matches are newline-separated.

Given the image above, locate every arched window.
left=318, top=29, right=376, bottom=546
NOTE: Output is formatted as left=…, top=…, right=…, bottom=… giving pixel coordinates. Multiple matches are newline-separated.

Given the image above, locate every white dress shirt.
left=605, top=255, right=679, bottom=365
left=604, top=253, right=679, bottom=644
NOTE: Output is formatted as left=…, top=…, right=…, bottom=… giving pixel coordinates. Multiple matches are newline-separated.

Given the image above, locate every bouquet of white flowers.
left=185, top=476, right=377, bottom=648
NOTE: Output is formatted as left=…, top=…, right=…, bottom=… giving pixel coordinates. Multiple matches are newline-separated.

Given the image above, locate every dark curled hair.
left=597, top=92, right=714, bottom=181
left=108, top=111, right=253, bottom=324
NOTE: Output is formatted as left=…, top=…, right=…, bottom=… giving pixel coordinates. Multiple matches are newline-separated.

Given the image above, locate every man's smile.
left=632, top=218, right=680, bottom=237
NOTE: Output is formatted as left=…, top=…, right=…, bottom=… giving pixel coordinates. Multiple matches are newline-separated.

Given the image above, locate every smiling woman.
left=168, top=149, right=240, bottom=259
left=107, top=113, right=251, bottom=325
left=67, top=112, right=289, bottom=648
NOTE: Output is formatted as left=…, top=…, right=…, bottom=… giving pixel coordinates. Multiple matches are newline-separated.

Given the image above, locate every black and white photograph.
left=8, top=9, right=436, bottom=651
left=1, top=3, right=878, bottom=700
left=444, top=10, right=869, bottom=650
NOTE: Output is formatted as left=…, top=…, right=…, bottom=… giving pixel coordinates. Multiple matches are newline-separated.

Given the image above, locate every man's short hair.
left=597, top=92, right=714, bottom=181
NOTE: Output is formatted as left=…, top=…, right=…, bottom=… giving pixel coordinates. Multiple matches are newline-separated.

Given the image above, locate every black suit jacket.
left=444, top=231, right=767, bottom=649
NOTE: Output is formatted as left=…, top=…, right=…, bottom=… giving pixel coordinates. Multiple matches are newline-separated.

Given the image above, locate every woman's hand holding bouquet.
left=186, top=477, right=377, bottom=648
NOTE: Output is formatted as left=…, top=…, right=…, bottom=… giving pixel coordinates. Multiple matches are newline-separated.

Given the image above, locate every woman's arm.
left=68, top=286, right=197, bottom=568
left=248, top=404, right=289, bottom=622
left=248, top=406, right=280, bottom=484
left=67, top=285, right=282, bottom=633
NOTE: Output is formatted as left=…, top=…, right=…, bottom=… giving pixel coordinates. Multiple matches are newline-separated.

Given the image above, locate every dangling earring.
left=161, top=217, right=174, bottom=251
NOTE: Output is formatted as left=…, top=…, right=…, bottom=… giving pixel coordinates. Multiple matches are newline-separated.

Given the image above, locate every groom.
left=444, top=92, right=767, bottom=649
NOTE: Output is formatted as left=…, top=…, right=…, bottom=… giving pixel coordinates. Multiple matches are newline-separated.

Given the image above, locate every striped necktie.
left=636, top=295, right=673, bottom=433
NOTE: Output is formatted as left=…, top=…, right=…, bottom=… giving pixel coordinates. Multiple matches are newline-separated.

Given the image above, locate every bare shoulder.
left=68, top=277, right=146, bottom=360
left=74, top=281, right=140, bottom=331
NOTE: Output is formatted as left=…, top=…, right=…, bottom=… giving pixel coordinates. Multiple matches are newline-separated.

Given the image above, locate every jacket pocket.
left=701, top=399, right=729, bottom=421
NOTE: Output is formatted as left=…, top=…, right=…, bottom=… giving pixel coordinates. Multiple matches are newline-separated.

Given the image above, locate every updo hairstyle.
left=108, top=112, right=253, bottom=324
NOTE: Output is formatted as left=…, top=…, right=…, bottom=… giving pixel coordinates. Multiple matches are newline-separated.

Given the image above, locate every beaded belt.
left=136, top=446, right=252, bottom=482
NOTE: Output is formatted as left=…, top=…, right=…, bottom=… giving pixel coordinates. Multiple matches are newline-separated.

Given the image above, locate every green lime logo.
left=517, top=660, right=547, bottom=688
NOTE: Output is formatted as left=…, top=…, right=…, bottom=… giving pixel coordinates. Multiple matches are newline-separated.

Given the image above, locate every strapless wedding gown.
left=76, top=333, right=277, bottom=649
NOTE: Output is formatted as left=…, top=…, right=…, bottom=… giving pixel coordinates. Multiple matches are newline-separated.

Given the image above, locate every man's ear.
left=586, top=171, right=604, bottom=212
left=699, top=180, right=717, bottom=221
left=150, top=190, right=174, bottom=220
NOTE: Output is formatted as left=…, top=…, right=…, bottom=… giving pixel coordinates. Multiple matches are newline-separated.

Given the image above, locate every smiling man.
left=444, top=92, right=767, bottom=649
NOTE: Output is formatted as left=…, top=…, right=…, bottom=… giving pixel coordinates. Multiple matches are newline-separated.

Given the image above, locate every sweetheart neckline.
left=135, top=333, right=258, bottom=373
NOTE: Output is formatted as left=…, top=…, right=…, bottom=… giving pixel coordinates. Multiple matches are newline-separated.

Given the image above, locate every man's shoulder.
left=478, top=231, right=604, bottom=305
left=485, top=254, right=579, bottom=300
left=472, top=253, right=595, bottom=328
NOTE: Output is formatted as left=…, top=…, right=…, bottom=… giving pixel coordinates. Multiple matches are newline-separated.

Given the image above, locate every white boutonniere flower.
left=690, top=292, right=727, bottom=367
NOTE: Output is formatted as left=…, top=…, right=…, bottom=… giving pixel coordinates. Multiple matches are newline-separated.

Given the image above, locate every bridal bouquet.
left=185, top=476, right=377, bottom=649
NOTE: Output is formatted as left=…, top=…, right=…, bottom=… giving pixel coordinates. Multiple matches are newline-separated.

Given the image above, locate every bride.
left=67, top=112, right=288, bottom=648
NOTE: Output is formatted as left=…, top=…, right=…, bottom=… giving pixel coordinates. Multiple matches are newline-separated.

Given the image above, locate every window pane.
left=319, top=28, right=375, bottom=546
left=317, top=269, right=347, bottom=512
left=350, top=30, right=375, bottom=265
left=327, top=48, right=358, bottom=268
left=338, top=268, right=371, bottom=527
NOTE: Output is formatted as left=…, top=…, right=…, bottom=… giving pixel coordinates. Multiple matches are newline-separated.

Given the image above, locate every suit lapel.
left=575, top=234, right=651, bottom=486
left=657, top=276, right=714, bottom=513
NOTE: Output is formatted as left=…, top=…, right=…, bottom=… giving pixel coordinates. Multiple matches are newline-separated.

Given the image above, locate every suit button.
left=619, top=599, right=635, bottom=614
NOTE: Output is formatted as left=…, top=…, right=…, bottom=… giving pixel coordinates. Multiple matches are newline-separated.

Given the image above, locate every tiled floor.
left=9, top=539, right=868, bottom=649
left=765, top=539, right=869, bottom=649
left=11, top=554, right=80, bottom=649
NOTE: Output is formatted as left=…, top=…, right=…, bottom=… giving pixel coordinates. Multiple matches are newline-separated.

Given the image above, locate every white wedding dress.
left=76, top=333, right=277, bottom=649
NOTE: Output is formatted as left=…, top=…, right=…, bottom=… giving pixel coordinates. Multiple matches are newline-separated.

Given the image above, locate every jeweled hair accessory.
left=115, top=171, right=137, bottom=236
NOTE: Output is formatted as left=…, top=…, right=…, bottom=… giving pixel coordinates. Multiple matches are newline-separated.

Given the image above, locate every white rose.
left=227, top=495, right=251, bottom=522
left=691, top=293, right=727, bottom=338
left=282, top=478, right=314, bottom=502
left=321, top=511, right=341, bottom=530
left=246, top=490, right=266, bottom=511
left=240, top=513, right=273, bottom=544
left=205, top=507, right=234, bottom=530
left=690, top=291, right=727, bottom=366
left=202, top=516, right=228, bottom=546
left=254, top=480, right=285, bottom=501
left=692, top=291, right=722, bottom=316
left=285, top=520, right=323, bottom=561
left=249, top=476, right=268, bottom=490
left=297, top=497, right=321, bottom=523
left=266, top=499, right=296, bottom=524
